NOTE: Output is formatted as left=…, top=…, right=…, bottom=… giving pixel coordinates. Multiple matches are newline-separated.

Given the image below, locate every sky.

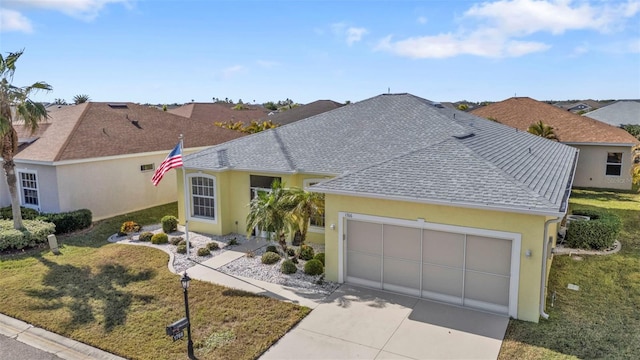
left=1, top=0, right=639, bottom=105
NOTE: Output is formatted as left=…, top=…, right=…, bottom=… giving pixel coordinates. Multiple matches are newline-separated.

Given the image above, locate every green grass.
left=499, top=189, right=640, bottom=359
left=0, top=202, right=309, bottom=360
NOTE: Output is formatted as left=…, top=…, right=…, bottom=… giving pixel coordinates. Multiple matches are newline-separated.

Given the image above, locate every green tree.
left=73, top=94, right=89, bottom=104
left=527, top=121, right=558, bottom=141
left=263, top=101, right=277, bottom=111
left=246, top=180, right=295, bottom=256
left=457, top=103, right=469, bottom=111
left=53, top=98, right=67, bottom=105
left=283, top=187, right=324, bottom=246
left=621, top=124, right=640, bottom=141
left=0, top=49, right=52, bottom=229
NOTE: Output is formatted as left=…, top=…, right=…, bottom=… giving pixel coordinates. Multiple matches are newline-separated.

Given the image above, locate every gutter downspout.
left=541, top=148, right=579, bottom=320
left=540, top=217, right=562, bottom=320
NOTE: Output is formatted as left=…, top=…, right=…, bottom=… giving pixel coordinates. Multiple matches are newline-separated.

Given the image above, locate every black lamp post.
left=181, top=272, right=195, bottom=360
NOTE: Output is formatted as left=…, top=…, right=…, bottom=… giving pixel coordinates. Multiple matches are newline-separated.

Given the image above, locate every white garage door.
left=344, top=216, right=519, bottom=316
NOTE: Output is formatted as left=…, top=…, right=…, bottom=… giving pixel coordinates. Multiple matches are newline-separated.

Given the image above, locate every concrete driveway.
left=260, top=284, right=509, bottom=360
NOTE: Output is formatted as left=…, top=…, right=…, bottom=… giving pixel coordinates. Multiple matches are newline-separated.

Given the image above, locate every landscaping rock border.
left=554, top=240, right=622, bottom=256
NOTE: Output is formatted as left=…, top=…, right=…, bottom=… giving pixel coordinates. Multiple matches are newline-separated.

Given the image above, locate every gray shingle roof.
left=184, top=93, right=578, bottom=215
left=583, top=101, right=640, bottom=126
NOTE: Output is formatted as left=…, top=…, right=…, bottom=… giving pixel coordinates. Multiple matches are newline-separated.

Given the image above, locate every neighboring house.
left=472, top=97, right=638, bottom=191
left=178, top=93, right=579, bottom=323
left=0, top=102, right=244, bottom=220
left=583, top=100, right=640, bottom=127
left=168, top=102, right=270, bottom=125
left=264, top=100, right=344, bottom=125
left=554, top=99, right=605, bottom=113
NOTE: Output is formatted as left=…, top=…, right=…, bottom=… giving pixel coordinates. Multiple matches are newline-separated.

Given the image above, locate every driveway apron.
left=260, top=284, right=509, bottom=360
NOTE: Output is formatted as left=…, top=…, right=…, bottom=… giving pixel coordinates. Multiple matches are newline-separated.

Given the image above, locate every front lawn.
left=0, top=202, right=309, bottom=360
left=499, top=188, right=640, bottom=359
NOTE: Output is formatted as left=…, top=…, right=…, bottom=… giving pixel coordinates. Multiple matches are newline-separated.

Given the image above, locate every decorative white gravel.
left=109, top=226, right=339, bottom=295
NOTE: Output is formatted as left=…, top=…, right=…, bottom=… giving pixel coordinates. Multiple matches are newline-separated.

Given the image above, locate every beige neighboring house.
left=0, top=102, right=244, bottom=220
left=472, top=97, right=639, bottom=191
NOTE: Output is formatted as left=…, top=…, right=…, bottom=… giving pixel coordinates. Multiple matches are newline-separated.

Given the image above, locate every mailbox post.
left=181, top=272, right=195, bottom=359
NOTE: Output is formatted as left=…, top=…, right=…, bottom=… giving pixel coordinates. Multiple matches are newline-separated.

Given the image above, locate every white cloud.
left=331, top=22, right=368, bottom=45
left=377, top=0, right=640, bottom=59
left=417, top=16, right=428, bottom=25
left=0, top=8, right=33, bottom=33
left=256, top=60, right=279, bottom=68
left=3, top=0, right=132, bottom=22
left=346, top=27, right=368, bottom=45
left=219, top=65, right=245, bottom=80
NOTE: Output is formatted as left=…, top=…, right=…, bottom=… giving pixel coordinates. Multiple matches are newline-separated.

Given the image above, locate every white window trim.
left=186, top=173, right=218, bottom=224
left=17, top=169, right=40, bottom=211
left=303, top=178, right=327, bottom=231
left=605, top=152, right=623, bottom=177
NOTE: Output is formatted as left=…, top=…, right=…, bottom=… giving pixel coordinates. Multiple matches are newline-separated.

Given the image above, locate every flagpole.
left=180, top=134, right=190, bottom=258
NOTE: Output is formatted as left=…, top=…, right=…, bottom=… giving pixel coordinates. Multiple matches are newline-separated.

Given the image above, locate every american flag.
left=151, top=142, right=183, bottom=186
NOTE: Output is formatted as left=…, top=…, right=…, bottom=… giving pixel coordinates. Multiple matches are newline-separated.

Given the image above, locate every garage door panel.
left=422, top=264, right=463, bottom=298
left=347, top=221, right=382, bottom=254
left=466, top=235, right=511, bottom=276
left=464, top=271, right=510, bottom=307
left=423, top=230, right=464, bottom=267
left=383, top=258, right=420, bottom=292
left=347, top=251, right=381, bottom=283
left=383, top=225, right=421, bottom=261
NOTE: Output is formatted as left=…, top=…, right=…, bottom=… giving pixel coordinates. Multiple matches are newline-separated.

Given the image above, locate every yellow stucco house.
left=0, top=102, right=244, bottom=220
left=178, top=93, right=579, bottom=323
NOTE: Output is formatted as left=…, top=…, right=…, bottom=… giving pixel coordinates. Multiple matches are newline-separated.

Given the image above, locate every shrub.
left=228, top=238, right=239, bottom=246
left=177, top=244, right=187, bottom=254
left=169, top=237, right=183, bottom=245
left=266, top=245, right=278, bottom=254
left=178, top=239, right=193, bottom=247
left=138, top=231, right=154, bottom=242
left=566, top=209, right=621, bottom=250
left=299, top=244, right=315, bottom=261
left=38, top=209, right=92, bottom=234
left=304, top=259, right=324, bottom=276
left=286, top=248, right=295, bottom=257
left=0, top=206, right=40, bottom=220
left=0, top=219, right=56, bottom=251
left=207, top=242, right=220, bottom=251
left=120, top=221, right=141, bottom=235
left=161, top=215, right=178, bottom=233
left=281, top=260, right=297, bottom=274
left=151, top=233, right=169, bottom=244
left=314, top=252, right=325, bottom=266
left=261, top=251, right=281, bottom=265
left=197, top=247, right=210, bottom=256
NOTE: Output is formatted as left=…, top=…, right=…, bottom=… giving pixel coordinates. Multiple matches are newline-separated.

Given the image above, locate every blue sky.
left=1, top=0, right=639, bottom=105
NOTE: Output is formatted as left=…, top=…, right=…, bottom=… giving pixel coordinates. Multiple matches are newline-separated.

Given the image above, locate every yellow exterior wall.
left=324, top=194, right=550, bottom=323
left=178, top=169, right=329, bottom=243
left=570, top=144, right=634, bottom=190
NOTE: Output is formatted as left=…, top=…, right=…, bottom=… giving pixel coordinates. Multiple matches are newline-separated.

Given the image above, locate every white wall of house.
left=54, top=153, right=179, bottom=220
left=570, top=144, right=634, bottom=190
left=0, top=171, right=10, bottom=208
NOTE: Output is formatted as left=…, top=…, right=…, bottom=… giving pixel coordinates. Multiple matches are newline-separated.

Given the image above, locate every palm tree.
left=73, top=94, right=89, bottom=104
left=0, top=50, right=52, bottom=229
left=283, top=187, right=324, bottom=246
left=246, top=180, right=295, bottom=256
left=527, top=121, right=558, bottom=141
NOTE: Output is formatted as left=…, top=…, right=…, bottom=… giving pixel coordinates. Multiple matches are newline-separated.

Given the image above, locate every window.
left=19, top=171, right=39, bottom=209
left=304, top=179, right=326, bottom=229
left=606, top=152, right=622, bottom=176
left=189, top=175, right=216, bottom=221
left=140, top=164, right=154, bottom=172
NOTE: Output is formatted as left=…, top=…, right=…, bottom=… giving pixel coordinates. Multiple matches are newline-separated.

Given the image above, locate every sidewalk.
left=0, top=313, right=126, bottom=360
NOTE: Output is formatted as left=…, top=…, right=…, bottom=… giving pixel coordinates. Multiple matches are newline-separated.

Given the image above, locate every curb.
left=0, top=313, right=126, bottom=360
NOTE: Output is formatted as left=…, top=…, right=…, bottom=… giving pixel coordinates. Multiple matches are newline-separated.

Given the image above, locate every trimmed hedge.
left=566, top=209, right=621, bottom=250
left=151, top=233, right=169, bottom=244
left=38, top=209, right=92, bottom=234
left=313, top=252, right=325, bottom=266
left=304, top=259, right=324, bottom=276
left=161, top=215, right=178, bottom=233
left=0, top=219, right=56, bottom=251
left=261, top=251, right=281, bottom=265
left=120, top=221, right=141, bottom=235
left=281, top=259, right=297, bottom=274
left=299, top=244, right=314, bottom=260
left=0, top=207, right=91, bottom=235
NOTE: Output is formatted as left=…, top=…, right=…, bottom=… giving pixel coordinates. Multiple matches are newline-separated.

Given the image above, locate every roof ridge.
left=53, top=102, right=91, bottom=162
